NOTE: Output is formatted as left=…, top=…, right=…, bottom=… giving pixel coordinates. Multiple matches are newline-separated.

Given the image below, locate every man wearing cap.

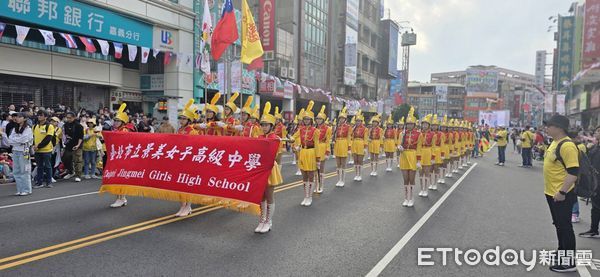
left=543, top=114, right=579, bottom=273
left=495, top=125, right=508, bottom=166
left=32, top=110, right=56, bottom=188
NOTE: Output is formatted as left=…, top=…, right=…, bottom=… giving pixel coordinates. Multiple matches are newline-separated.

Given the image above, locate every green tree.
left=391, top=104, right=419, bottom=122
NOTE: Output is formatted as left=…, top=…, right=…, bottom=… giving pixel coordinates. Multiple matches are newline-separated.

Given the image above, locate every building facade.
left=406, top=82, right=465, bottom=119
left=0, top=0, right=195, bottom=118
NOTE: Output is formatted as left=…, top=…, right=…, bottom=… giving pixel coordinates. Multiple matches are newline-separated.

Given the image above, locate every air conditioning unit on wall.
left=288, top=68, right=296, bottom=80
left=280, top=67, right=288, bottom=78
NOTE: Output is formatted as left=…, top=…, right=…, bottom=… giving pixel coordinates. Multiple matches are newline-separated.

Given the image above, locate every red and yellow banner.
left=99, top=132, right=280, bottom=215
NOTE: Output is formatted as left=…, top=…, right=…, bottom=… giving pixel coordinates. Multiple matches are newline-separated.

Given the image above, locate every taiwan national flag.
left=79, top=37, right=97, bottom=53
left=0, top=22, right=6, bottom=39
left=60, top=33, right=78, bottom=48
left=211, top=0, right=238, bottom=60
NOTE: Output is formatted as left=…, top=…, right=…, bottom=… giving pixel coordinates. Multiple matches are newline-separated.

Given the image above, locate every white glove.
left=216, top=122, right=226, bottom=128
left=416, top=162, right=422, bottom=169
left=397, top=145, right=404, bottom=152
left=295, top=146, right=301, bottom=152
left=198, top=123, right=207, bottom=129
left=234, top=125, right=244, bottom=131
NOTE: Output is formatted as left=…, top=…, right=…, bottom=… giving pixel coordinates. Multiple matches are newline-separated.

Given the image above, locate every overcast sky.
left=384, top=0, right=573, bottom=82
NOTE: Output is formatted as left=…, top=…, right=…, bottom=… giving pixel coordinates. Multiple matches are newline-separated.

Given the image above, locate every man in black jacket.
left=62, top=112, right=84, bottom=182
left=579, top=126, right=600, bottom=239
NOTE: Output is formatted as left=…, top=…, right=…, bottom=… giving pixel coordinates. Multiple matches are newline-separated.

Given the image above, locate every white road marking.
left=577, top=265, right=592, bottom=277
left=365, top=163, right=478, bottom=277
left=0, top=191, right=99, bottom=210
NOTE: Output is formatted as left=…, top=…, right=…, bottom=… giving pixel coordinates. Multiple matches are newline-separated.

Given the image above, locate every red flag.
left=247, top=56, right=264, bottom=70
left=211, top=0, right=238, bottom=60
left=164, top=52, right=172, bottom=65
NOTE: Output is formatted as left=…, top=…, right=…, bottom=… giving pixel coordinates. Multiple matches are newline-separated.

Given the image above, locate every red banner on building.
left=584, top=0, right=600, bottom=65
left=513, top=95, right=521, bottom=118
left=99, top=132, right=280, bottom=215
left=259, top=0, right=275, bottom=53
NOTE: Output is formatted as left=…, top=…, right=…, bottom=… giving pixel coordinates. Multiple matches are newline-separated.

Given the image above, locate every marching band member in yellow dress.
left=396, top=117, right=405, bottom=169
left=348, top=115, right=356, bottom=165
left=383, top=115, right=397, bottom=172
left=254, top=102, right=283, bottom=234
left=290, top=115, right=299, bottom=166
left=174, top=99, right=200, bottom=217
left=451, top=119, right=461, bottom=175
left=458, top=121, right=467, bottom=169
left=315, top=105, right=332, bottom=193
left=431, top=115, right=444, bottom=190
left=465, top=122, right=473, bottom=166
left=293, top=109, right=305, bottom=176
left=398, top=107, right=421, bottom=207
left=223, top=92, right=240, bottom=136
left=333, top=107, right=351, bottom=187
left=368, top=114, right=383, bottom=176
left=273, top=107, right=287, bottom=168
left=291, top=101, right=320, bottom=206
left=418, top=114, right=435, bottom=197
left=109, top=103, right=136, bottom=208
left=445, top=119, right=457, bottom=178
left=351, top=111, right=368, bottom=181
left=199, top=93, right=224, bottom=136
left=239, top=96, right=261, bottom=138
left=437, top=115, right=450, bottom=184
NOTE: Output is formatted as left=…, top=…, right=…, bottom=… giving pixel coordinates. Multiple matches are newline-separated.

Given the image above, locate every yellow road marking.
left=0, top=162, right=380, bottom=270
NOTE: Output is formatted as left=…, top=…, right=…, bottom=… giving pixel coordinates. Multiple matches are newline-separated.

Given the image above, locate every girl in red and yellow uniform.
left=450, top=120, right=461, bottom=175
left=398, top=107, right=421, bottom=207
left=291, top=101, right=320, bottom=206
left=254, top=102, right=283, bottom=234
left=351, top=111, right=368, bottom=181
left=396, top=117, right=405, bottom=169
left=368, top=114, right=383, bottom=176
left=223, top=92, right=240, bottom=136
left=198, top=93, right=224, bottom=136
left=443, top=119, right=455, bottom=179
left=315, top=105, right=331, bottom=193
left=383, top=115, right=397, bottom=172
left=239, top=96, right=261, bottom=138
left=431, top=115, right=444, bottom=190
left=418, top=114, right=436, bottom=197
left=273, top=107, right=287, bottom=168
left=109, top=103, right=137, bottom=208
left=333, top=107, right=351, bottom=187
left=292, top=109, right=305, bottom=176
left=174, top=99, right=200, bottom=217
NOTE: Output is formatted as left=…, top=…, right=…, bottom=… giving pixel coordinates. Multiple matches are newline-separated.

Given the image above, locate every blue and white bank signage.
left=1, top=0, right=153, bottom=48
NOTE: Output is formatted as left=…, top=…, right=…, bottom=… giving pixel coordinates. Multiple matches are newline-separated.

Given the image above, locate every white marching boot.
left=255, top=201, right=267, bottom=233
left=407, top=185, right=414, bottom=207
left=305, top=183, right=314, bottom=206
left=259, top=204, right=274, bottom=233
left=301, top=182, right=309, bottom=206
left=110, top=196, right=128, bottom=208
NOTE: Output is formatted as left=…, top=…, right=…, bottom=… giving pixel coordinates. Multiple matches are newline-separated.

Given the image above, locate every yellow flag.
left=241, top=0, right=264, bottom=64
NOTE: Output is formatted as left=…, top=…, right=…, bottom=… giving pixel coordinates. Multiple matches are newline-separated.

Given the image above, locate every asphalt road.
left=1, top=150, right=600, bottom=276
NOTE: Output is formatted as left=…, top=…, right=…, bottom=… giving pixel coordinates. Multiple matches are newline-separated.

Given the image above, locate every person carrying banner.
left=333, top=107, right=351, bottom=187
left=273, top=107, right=287, bottom=168
left=431, top=115, right=444, bottom=190
left=418, top=114, right=435, bottom=197
left=255, top=102, right=283, bottom=234
left=109, top=103, right=136, bottom=208
left=291, top=101, right=320, bottom=206
left=174, top=99, right=200, bottom=217
left=398, top=107, right=421, bottom=207
left=383, top=115, right=397, bottom=172
left=368, top=114, right=383, bottom=176
left=223, top=92, right=240, bottom=136
left=351, top=111, right=368, bottom=181
left=315, top=105, right=331, bottom=193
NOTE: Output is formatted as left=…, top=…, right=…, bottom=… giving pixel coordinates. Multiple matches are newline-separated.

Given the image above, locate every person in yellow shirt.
left=32, top=110, right=56, bottom=188
left=50, top=116, right=62, bottom=184
left=520, top=126, right=535, bottom=168
left=542, top=114, right=578, bottom=272
left=82, top=118, right=100, bottom=179
left=494, top=126, right=508, bottom=166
